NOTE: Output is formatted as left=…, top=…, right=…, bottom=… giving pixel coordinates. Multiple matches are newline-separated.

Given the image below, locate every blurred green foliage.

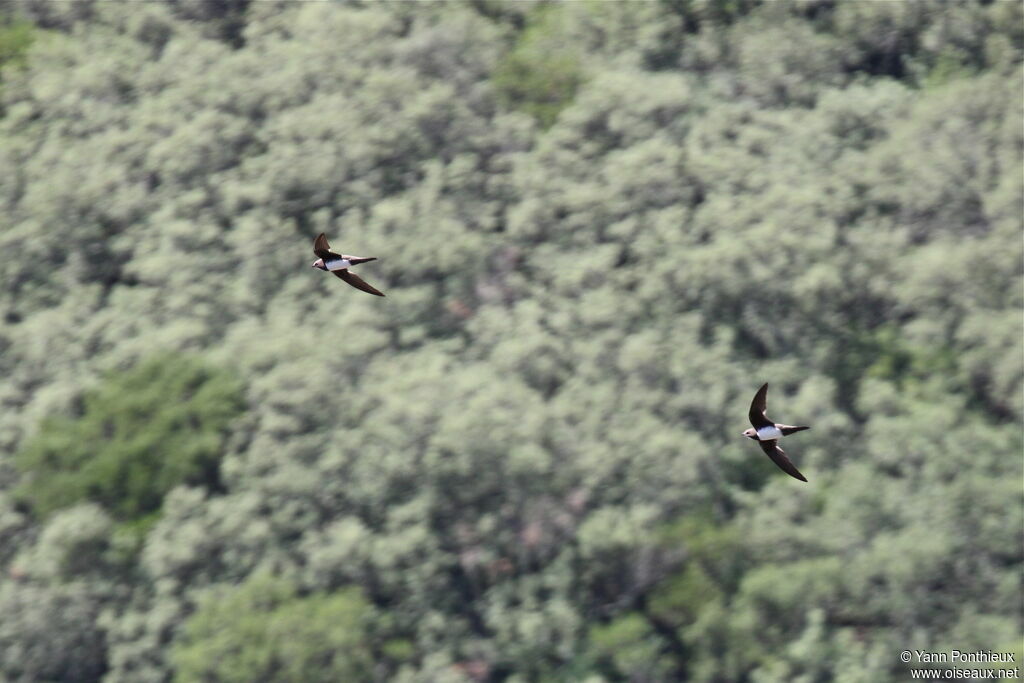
left=172, top=574, right=376, bottom=682
left=0, top=1, right=1019, bottom=681
left=0, top=16, right=33, bottom=69
left=14, top=354, right=244, bottom=522
left=492, top=4, right=585, bottom=128
left=0, top=13, right=34, bottom=110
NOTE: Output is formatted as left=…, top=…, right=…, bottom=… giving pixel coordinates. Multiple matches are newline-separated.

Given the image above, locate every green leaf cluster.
left=491, top=4, right=586, bottom=128
left=14, top=354, right=244, bottom=522
left=172, top=574, right=377, bottom=683
left=0, top=17, right=33, bottom=70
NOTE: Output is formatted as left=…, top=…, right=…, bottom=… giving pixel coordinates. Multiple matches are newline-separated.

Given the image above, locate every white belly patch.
left=756, top=425, right=783, bottom=441
left=326, top=258, right=351, bottom=271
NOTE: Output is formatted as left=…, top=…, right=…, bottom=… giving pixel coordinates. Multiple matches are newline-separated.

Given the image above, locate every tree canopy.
left=0, top=1, right=1020, bottom=681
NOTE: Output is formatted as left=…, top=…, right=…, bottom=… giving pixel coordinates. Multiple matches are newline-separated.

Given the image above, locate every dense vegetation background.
left=0, top=1, right=1021, bottom=681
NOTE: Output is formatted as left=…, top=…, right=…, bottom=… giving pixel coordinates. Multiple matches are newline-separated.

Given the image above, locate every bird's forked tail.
left=779, top=425, right=810, bottom=436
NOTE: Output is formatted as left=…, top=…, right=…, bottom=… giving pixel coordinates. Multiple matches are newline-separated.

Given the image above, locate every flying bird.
left=742, top=383, right=810, bottom=482
left=311, top=233, right=385, bottom=297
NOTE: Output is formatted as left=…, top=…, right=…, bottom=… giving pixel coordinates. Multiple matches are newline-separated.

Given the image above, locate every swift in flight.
left=311, top=233, right=386, bottom=297
left=742, top=383, right=810, bottom=482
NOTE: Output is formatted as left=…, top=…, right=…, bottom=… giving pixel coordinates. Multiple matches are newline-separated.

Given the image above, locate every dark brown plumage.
left=748, top=382, right=772, bottom=430
left=313, top=232, right=334, bottom=261
left=333, top=268, right=385, bottom=297
left=757, top=440, right=808, bottom=483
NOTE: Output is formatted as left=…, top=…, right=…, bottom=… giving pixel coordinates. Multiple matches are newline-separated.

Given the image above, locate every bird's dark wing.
left=334, top=269, right=386, bottom=297
left=758, top=440, right=808, bottom=482
left=313, top=233, right=340, bottom=260
left=748, top=382, right=773, bottom=429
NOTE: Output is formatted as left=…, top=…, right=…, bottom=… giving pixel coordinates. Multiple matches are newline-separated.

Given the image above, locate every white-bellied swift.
left=311, top=233, right=385, bottom=297
left=742, top=383, right=810, bottom=482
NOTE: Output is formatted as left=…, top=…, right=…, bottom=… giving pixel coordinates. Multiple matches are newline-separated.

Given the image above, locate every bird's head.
left=311, top=258, right=325, bottom=270
left=742, top=428, right=757, bottom=440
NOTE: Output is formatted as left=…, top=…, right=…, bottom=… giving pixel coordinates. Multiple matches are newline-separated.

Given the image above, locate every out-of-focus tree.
left=0, top=579, right=108, bottom=681
left=0, top=1, right=1019, bottom=681
left=171, top=573, right=378, bottom=682
left=14, top=354, right=244, bottom=522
